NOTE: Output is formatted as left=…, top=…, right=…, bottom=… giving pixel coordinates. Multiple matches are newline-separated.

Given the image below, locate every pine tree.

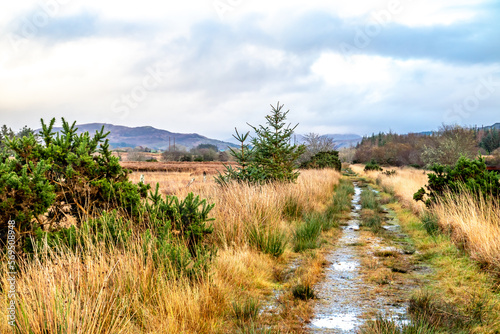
left=249, top=102, right=305, bottom=182
left=216, top=102, right=305, bottom=184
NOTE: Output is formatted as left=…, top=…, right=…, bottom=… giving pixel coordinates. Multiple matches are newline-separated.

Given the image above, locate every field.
left=3, top=160, right=500, bottom=333
left=121, top=161, right=237, bottom=174
left=1, top=165, right=344, bottom=333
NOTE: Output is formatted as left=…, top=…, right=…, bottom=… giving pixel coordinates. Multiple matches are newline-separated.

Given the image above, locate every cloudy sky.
left=1, top=0, right=499, bottom=140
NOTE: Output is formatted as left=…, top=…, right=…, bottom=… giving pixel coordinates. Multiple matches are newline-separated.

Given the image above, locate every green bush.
left=364, top=159, right=383, bottom=171
left=414, top=156, right=500, bottom=207
left=145, top=184, right=215, bottom=258
left=300, top=151, right=341, bottom=171
left=0, top=157, right=55, bottom=243
left=0, top=118, right=150, bottom=248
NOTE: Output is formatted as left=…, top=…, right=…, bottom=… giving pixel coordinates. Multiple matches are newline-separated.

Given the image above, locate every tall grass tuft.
left=420, top=211, right=439, bottom=237
left=325, top=180, right=354, bottom=220
left=292, top=282, right=315, bottom=300
left=360, top=188, right=384, bottom=233
left=293, top=216, right=322, bottom=252
left=232, top=297, right=261, bottom=324
left=360, top=188, right=379, bottom=210
left=363, top=214, right=383, bottom=233
left=282, top=195, right=304, bottom=221
left=433, top=187, right=500, bottom=271
left=360, top=314, right=436, bottom=334
left=248, top=225, right=288, bottom=257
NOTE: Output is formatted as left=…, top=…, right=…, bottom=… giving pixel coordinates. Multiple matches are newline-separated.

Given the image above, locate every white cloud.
left=311, top=53, right=393, bottom=86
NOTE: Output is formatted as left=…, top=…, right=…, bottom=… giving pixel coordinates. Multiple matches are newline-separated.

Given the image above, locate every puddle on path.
left=307, top=183, right=410, bottom=333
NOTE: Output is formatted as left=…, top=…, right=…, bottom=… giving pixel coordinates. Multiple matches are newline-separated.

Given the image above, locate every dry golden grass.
left=131, top=169, right=340, bottom=248
left=433, top=189, right=500, bottom=271
left=353, top=164, right=500, bottom=272
left=121, top=161, right=236, bottom=174
left=351, top=164, right=427, bottom=214
left=1, top=168, right=341, bottom=333
left=2, top=241, right=275, bottom=333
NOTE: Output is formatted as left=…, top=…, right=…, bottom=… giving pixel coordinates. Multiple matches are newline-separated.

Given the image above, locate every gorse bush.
left=216, top=102, right=306, bottom=185
left=0, top=118, right=150, bottom=247
left=27, top=188, right=217, bottom=278
left=414, top=156, right=500, bottom=207
left=0, top=118, right=216, bottom=279
left=145, top=184, right=215, bottom=257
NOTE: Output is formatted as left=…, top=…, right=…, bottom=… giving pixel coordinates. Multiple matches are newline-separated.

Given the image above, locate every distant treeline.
left=354, top=125, right=500, bottom=167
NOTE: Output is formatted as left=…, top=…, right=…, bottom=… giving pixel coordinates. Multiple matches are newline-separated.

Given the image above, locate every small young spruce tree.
left=249, top=102, right=305, bottom=182
left=216, top=102, right=305, bottom=184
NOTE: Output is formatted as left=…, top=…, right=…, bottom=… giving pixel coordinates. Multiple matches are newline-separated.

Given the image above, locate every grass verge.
left=360, top=188, right=500, bottom=333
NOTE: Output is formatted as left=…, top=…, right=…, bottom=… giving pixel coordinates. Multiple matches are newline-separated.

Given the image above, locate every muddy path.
left=306, top=182, right=422, bottom=333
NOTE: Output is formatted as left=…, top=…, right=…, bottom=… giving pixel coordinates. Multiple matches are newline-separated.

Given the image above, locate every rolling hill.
left=48, top=123, right=239, bottom=151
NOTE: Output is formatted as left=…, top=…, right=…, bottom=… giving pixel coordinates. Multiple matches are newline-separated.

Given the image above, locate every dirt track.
left=307, top=182, right=425, bottom=333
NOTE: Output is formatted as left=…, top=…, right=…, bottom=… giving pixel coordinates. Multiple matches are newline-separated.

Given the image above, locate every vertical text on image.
left=7, top=219, right=17, bottom=327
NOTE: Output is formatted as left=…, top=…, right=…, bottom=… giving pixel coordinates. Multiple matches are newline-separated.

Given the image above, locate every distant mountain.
left=46, top=123, right=239, bottom=151
left=296, top=133, right=362, bottom=149
left=480, top=122, right=500, bottom=131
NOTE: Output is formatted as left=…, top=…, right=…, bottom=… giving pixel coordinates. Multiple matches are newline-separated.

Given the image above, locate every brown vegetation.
left=121, top=161, right=237, bottom=174
left=354, top=125, right=487, bottom=167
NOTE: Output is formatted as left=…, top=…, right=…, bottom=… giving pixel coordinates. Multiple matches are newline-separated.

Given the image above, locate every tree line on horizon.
left=354, top=124, right=500, bottom=168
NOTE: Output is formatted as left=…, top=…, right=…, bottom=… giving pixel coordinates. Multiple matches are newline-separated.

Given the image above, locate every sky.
left=1, top=0, right=499, bottom=140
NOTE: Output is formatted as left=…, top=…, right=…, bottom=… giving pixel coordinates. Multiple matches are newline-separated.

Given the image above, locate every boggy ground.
left=306, top=180, right=426, bottom=333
